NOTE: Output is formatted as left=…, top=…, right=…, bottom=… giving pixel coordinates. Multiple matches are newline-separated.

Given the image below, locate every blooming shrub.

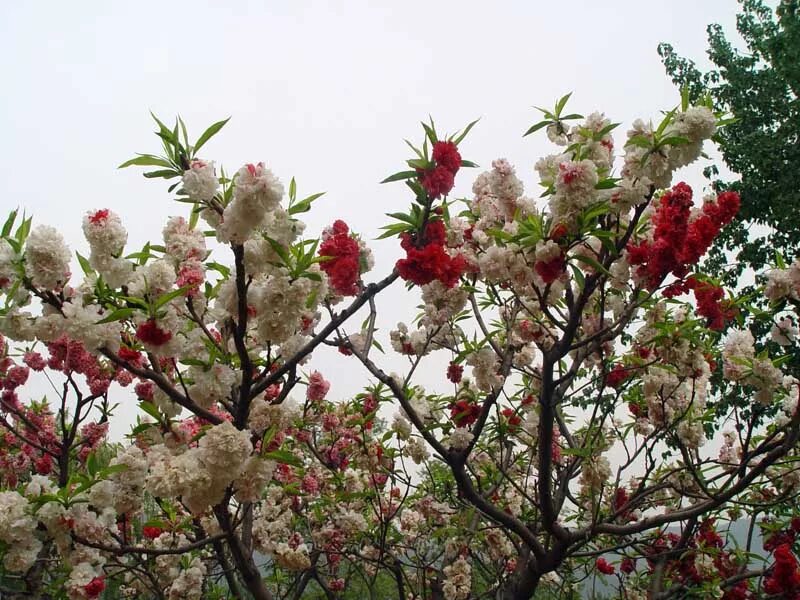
left=0, top=95, right=797, bottom=600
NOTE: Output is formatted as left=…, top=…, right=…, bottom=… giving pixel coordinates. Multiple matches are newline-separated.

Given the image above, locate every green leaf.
left=193, top=117, right=230, bottom=155
left=154, top=286, right=191, bottom=309
left=263, top=449, right=303, bottom=467
left=76, top=252, right=93, bottom=276
left=451, top=118, right=480, bottom=146
left=118, top=154, right=173, bottom=169
left=555, top=92, right=573, bottom=117
left=680, top=86, right=690, bottom=112
left=99, top=464, right=128, bottom=477
left=265, top=237, right=291, bottom=266
left=572, top=253, right=611, bottom=276
left=660, top=136, right=690, bottom=147
left=460, top=160, right=479, bottom=168
left=1, top=209, right=18, bottom=238
left=595, top=178, right=620, bottom=190
left=138, top=401, right=163, bottom=422
left=523, top=120, right=551, bottom=137
left=288, top=192, right=325, bottom=215
left=207, top=261, right=231, bottom=277
left=381, top=170, right=418, bottom=184
left=288, top=177, right=296, bottom=202
left=95, top=308, right=136, bottom=324
left=143, top=169, right=179, bottom=179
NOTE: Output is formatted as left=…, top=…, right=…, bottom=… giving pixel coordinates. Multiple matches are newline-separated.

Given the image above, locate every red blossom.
left=432, top=141, right=462, bottom=175
left=84, top=576, right=106, bottom=599
left=88, top=209, right=109, bottom=224
left=626, top=184, right=739, bottom=291
left=319, top=220, right=362, bottom=296
left=142, top=526, right=163, bottom=540
left=135, top=319, right=172, bottom=347
left=620, top=557, right=635, bottom=574
left=446, top=362, right=463, bottom=384
left=396, top=243, right=466, bottom=288
left=420, top=165, right=455, bottom=199
left=450, top=399, right=481, bottom=428
left=764, top=544, right=800, bottom=597
left=534, top=253, right=565, bottom=284
left=595, top=557, right=615, bottom=575
left=605, top=364, right=630, bottom=389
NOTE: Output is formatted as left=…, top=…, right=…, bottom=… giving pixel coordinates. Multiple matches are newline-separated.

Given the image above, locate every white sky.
left=0, top=1, right=743, bottom=440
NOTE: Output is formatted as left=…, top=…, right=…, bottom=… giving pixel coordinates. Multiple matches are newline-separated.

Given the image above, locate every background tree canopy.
left=658, top=0, right=800, bottom=287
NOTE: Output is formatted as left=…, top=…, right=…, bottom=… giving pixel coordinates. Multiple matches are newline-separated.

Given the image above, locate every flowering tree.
left=0, top=95, right=798, bottom=600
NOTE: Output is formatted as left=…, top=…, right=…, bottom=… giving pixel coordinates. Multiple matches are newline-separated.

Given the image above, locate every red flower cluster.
left=84, top=576, right=106, bottom=599
left=627, top=183, right=739, bottom=290
left=687, top=277, right=736, bottom=331
left=595, top=557, right=615, bottom=575
left=642, top=521, right=755, bottom=599
left=450, top=398, right=481, bottom=428
left=135, top=319, right=172, bottom=346
left=446, top=361, right=463, bottom=384
left=419, top=141, right=461, bottom=199
left=319, top=220, right=361, bottom=296
left=764, top=544, right=800, bottom=598
left=605, top=364, right=630, bottom=389
left=534, top=253, right=565, bottom=284
left=396, top=220, right=467, bottom=287
left=88, top=209, right=109, bottom=224
left=142, top=525, right=163, bottom=540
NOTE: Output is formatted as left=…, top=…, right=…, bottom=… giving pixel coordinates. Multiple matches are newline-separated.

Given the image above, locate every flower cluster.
left=627, top=183, right=740, bottom=290
left=396, top=220, right=467, bottom=287
left=419, top=141, right=461, bottom=199
left=318, top=220, right=373, bottom=296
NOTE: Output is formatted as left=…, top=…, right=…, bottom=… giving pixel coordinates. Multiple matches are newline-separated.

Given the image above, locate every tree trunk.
left=500, top=557, right=541, bottom=600
left=214, top=504, right=273, bottom=600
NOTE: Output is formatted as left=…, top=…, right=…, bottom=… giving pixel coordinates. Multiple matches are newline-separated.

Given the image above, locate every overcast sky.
left=0, top=1, right=744, bottom=439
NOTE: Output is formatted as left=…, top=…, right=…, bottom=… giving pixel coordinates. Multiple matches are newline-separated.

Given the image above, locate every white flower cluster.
left=214, top=267, right=326, bottom=346
left=442, top=556, right=471, bottom=600
left=622, top=106, right=716, bottom=190
left=0, top=491, right=42, bottom=572
left=146, top=421, right=253, bottom=513
left=445, top=427, right=474, bottom=451
left=771, top=316, right=798, bottom=346
left=466, top=346, right=504, bottom=392
left=167, top=555, right=206, bottom=600
left=25, top=224, right=71, bottom=290
left=0, top=238, right=16, bottom=290
left=187, top=363, right=238, bottom=408
left=579, top=455, right=612, bottom=496
left=252, top=489, right=312, bottom=570
left=219, top=162, right=284, bottom=244
left=723, top=329, right=783, bottom=404
left=181, top=159, right=219, bottom=202
left=765, top=259, right=800, bottom=301
left=82, top=209, right=132, bottom=288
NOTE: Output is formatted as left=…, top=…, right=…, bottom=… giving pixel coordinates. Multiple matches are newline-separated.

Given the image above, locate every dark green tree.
left=658, top=0, right=800, bottom=287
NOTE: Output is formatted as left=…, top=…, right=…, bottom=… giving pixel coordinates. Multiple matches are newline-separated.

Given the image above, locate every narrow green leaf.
left=2, top=209, right=18, bottom=238
left=523, top=120, right=551, bottom=137
left=76, top=252, right=93, bottom=276
left=143, top=169, right=179, bottom=179
left=193, top=117, right=231, bottom=154
left=263, top=449, right=303, bottom=467
left=154, top=286, right=191, bottom=309
left=555, top=92, right=573, bottom=117
left=95, top=308, right=136, bottom=324
left=118, top=154, right=173, bottom=169
left=381, top=170, right=418, bottom=184
left=452, top=118, right=480, bottom=146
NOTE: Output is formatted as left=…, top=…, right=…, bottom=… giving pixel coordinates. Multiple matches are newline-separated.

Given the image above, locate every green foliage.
left=658, top=0, right=800, bottom=283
